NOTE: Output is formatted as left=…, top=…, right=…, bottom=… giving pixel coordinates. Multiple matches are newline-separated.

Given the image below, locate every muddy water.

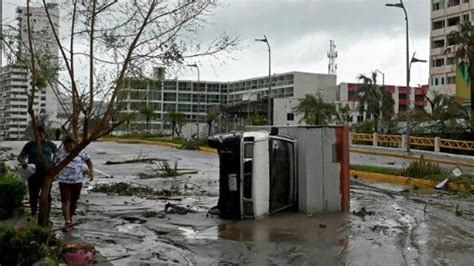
left=2, top=141, right=474, bottom=265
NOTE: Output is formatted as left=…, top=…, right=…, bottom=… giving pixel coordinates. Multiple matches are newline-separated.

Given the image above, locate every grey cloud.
left=204, top=0, right=429, bottom=42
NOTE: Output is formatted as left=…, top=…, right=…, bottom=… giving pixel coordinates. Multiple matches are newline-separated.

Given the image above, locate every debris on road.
left=352, top=207, right=375, bottom=217
left=164, top=202, right=196, bottom=215
left=138, top=161, right=198, bottom=179
left=105, top=158, right=168, bottom=165
left=92, top=182, right=181, bottom=197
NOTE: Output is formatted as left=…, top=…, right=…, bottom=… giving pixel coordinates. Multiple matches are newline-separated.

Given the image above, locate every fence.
left=351, top=133, right=474, bottom=154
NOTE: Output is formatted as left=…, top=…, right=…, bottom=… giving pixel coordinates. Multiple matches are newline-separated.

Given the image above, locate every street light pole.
left=386, top=0, right=410, bottom=152
left=187, top=63, right=200, bottom=138
left=255, top=35, right=272, bottom=125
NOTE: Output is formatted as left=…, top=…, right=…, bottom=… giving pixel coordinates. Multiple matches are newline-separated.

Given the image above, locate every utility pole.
left=255, top=35, right=272, bottom=125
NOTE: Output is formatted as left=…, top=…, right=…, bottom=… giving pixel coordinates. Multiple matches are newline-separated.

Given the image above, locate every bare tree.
left=1, top=0, right=239, bottom=226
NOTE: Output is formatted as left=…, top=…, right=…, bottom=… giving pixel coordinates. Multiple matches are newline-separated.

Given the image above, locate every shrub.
left=0, top=223, right=63, bottom=265
left=352, top=120, right=375, bottom=134
left=0, top=171, right=27, bottom=220
left=179, top=140, right=200, bottom=150
left=402, top=155, right=447, bottom=178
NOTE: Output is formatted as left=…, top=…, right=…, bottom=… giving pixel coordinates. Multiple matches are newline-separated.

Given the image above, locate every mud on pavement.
left=1, top=141, right=474, bottom=265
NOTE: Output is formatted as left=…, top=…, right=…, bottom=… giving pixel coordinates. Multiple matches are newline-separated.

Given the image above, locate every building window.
left=432, top=19, right=445, bottom=30
left=447, top=0, right=460, bottom=7
left=446, top=57, right=455, bottom=65
left=463, top=14, right=469, bottom=22
left=433, top=0, right=444, bottom=10
left=163, top=92, right=176, bottom=101
left=287, top=113, right=294, bottom=121
left=433, top=39, right=445, bottom=48
left=432, top=77, right=446, bottom=86
left=447, top=35, right=457, bottom=46
left=432, top=58, right=445, bottom=67
left=447, top=16, right=461, bottom=27
left=447, top=76, right=456, bottom=84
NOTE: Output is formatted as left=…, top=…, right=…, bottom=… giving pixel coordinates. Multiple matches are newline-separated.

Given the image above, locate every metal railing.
left=350, top=132, right=474, bottom=154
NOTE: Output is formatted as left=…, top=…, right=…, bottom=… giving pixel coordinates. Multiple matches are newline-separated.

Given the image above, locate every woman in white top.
left=56, top=136, right=93, bottom=232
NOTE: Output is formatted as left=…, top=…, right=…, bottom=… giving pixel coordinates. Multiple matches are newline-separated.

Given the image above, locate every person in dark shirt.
left=17, top=126, right=57, bottom=216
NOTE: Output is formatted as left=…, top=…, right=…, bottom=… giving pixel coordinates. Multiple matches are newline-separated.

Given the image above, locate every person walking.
left=18, top=126, right=57, bottom=217
left=56, top=136, right=93, bottom=232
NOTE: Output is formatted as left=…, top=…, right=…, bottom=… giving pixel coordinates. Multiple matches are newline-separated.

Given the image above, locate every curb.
left=351, top=170, right=474, bottom=192
left=199, top=146, right=217, bottom=154
left=350, top=148, right=474, bottom=169
left=100, top=137, right=218, bottom=154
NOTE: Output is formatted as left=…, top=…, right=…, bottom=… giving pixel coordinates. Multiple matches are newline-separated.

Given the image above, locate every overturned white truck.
left=208, top=126, right=350, bottom=219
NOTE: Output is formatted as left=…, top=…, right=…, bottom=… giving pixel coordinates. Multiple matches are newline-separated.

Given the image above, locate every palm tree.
left=446, top=21, right=474, bottom=111
left=293, top=94, right=337, bottom=125
left=421, top=92, right=470, bottom=134
left=140, top=107, right=155, bottom=133
left=167, top=112, right=187, bottom=139
left=356, top=72, right=394, bottom=133
left=336, top=103, right=351, bottom=125
left=205, top=111, right=219, bottom=137
left=249, top=113, right=265, bottom=126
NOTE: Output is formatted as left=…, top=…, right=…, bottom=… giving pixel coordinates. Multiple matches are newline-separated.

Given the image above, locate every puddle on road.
left=178, top=212, right=350, bottom=243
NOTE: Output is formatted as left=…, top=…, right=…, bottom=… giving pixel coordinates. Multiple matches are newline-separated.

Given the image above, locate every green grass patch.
left=105, top=135, right=209, bottom=148
left=351, top=163, right=474, bottom=186
left=351, top=165, right=403, bottom=176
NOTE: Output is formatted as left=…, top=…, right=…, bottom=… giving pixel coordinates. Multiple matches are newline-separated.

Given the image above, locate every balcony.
left=431, top=8, right=445, bottom=19
left=431, top=28, right=445, bottom=37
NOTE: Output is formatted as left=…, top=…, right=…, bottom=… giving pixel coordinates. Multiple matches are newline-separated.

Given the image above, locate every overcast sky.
left=180, top=0, right=431, bottom=86
left=2, top=0, right=431, bottom=86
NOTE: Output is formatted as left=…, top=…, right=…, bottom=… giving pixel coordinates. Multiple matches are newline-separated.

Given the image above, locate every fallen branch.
left=104, top=158, right=167, bottom=165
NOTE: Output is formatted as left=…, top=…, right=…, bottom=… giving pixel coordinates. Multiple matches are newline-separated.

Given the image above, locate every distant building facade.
left=119, top=71, right=337, bottom=134
left=0, top=3, right=60, bottom=139
left=430, top=0, right=472, bottom=107
left=0, top=64, right=47, bottom=140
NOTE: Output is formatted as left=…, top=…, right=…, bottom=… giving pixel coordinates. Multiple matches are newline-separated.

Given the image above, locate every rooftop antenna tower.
left=327, top=40, right=337, bottom=75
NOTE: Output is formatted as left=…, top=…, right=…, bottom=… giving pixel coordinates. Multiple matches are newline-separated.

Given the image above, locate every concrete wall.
left=293, top=72, right=337, bottom=99
left=272, top=98, right=304, bottom=126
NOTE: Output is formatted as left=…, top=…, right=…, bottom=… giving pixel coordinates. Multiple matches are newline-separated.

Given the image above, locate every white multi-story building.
left=0, top=64, right=47, bottom=140
left=0, top=3, right=60, bottom=139
left=430, top=0, right=472, bottom=96
left=120, top=71, right=337, bottom=134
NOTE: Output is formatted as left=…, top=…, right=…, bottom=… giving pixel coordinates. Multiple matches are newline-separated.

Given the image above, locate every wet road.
left=1, top=141, right=474, bottom=265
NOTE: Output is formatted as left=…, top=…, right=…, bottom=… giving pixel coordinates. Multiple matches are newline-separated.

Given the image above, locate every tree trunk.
left=147, top=117, right=150, bottom=133
left=37, top=175, right=53, bottom=226
left=172, top=121, right=176, bottom=139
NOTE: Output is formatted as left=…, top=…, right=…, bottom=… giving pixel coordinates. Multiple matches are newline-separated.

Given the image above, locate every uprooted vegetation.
left=179, top=140, right=201, bottom=150
left=105, top=158, right=168, bottom=165
left=92, top=182, right=182, bottom=197
left=0, top=223, right=95, bottom=265
left=138, top=161, right=198, bottom=179
left=402, top=155, right=447, bottom=180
